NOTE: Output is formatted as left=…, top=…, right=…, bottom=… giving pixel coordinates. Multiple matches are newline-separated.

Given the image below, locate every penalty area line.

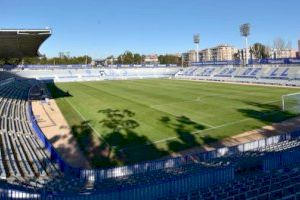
left=152, top=118, right=252, bottom=145
left=120, top=118, right=252, bottom=151
left=64, top=98, right=111, bottom=147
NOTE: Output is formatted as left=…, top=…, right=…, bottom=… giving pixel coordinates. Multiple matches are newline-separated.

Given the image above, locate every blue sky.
left=1, top=0, right=300, bottom=58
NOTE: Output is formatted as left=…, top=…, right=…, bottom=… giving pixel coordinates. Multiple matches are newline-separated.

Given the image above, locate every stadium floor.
left=47, top=79, right=300, bottom=167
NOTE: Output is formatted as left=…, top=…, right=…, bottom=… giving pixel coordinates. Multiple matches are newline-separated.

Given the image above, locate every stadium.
left=1, top=26, right=300, bottom=200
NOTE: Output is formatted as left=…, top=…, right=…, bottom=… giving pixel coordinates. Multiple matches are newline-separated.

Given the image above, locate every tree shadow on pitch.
left=70, top=109, right=169, bottom=167
left=237, top=101, right=296, bottom=124
left=71, top=120, right=118, bottom=167
left=160, top=116, right=218, bottom=152
left=97, top=109, right=169, bottom=166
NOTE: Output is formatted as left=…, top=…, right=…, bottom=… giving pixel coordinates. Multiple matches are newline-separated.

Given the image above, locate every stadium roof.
left=0, top=29, right=51, bottom=58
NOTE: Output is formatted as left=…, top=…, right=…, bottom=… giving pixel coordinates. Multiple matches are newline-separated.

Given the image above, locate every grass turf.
left=47, top=79, right=300, bottom=167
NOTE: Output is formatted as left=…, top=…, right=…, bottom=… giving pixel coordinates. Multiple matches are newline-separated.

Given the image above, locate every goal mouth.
left=282, top=92, right=300, bottom=114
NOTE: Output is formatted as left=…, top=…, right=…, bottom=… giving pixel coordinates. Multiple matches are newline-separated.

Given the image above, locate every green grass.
left=47, top=79, right=300, bottom=167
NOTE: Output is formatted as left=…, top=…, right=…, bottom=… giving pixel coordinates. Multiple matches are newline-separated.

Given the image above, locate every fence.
left=27, top=88, right=300, bottom=181
left=4, top=144, right=300, bottom=199
left=79, top=130, right=300, bottom=181
left=27, top=86, right=80, bottom=177
left=263, top=146, right=300, bottom=171
left=249, top=58, right=300, bottom=65
left=0, top=164, right=234, bottom=200
left=26, top=82, right=300, bottom=181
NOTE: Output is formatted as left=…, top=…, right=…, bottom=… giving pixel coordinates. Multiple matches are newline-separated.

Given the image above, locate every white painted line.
left=150, top=93, right=232, bottom=108
left=150, top=103, right=215, bottom=128
left=153, top=109, right=283, bottom=145
left=64, top=98, right=111, bottom=147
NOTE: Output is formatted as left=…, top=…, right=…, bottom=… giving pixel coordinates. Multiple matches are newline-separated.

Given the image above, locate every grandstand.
left=0, top=29, right=51, bottom=58
left=0, top=65, right=300, bottom=199
left=175, top=65, right=300, bottom=86
left=12, top=66, right=180, bottom=82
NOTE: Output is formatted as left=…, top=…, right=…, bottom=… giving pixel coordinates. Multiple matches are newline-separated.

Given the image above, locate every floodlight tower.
left=240, top=23, right=250, bottom=65
left=193, top=34, right=200, bottom=63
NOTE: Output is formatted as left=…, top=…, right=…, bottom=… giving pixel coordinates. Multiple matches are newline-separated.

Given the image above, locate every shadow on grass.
left=72, top=100, right=299, bottom=167
left=98, top=109, right=169, bottom=165
left=70, top=109, right=170, bottom=167
left=237, top=101, right=296, bottom=124
left=71, top=120, right=117, bottom=167
left=160, top=116, right=218, bottom=152
left=71, top=101, right=297, bottom=167
left=46, top=81, right=72, bottom=99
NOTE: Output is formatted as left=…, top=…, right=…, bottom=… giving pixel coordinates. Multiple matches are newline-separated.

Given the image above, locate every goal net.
left=282, top=92, right=300, bottom=114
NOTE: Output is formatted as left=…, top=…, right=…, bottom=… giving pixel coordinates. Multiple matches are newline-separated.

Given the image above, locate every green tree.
left=117, top=55, right=123, bottom=64
left=250, top=43, right=270, bottom=59
left=122, top=51, right=134, bottom=64
left=233, top=51, right=241, bottom=60
left=133, top=53, right=142, bottom=64
left=158, top=55, right=180, bottom=65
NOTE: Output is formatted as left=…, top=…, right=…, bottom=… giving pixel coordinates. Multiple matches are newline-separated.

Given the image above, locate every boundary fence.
left=27, top=83, right=300, bottom=181
left=3, top=144, right=300, bottom=199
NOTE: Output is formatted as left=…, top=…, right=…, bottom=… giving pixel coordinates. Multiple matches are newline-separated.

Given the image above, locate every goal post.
left=282, top=92, right=300, bottom=113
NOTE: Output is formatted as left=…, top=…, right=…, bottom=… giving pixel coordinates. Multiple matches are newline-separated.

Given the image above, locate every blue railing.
left=27, top=86, right=300, bottom=182
left=27, top=87, right=80, bottom=177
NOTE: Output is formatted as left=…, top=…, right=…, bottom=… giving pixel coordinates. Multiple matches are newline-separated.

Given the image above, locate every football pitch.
left=48, top=79, right=300, bottom=167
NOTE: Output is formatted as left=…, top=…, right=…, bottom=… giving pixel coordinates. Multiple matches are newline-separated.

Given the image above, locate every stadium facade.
left=0, top=29, right=51, bottom=58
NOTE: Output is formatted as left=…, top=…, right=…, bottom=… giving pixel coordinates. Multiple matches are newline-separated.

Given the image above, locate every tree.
left=273, top=37, right=292, bottom=50
left=158, top=55, right=180, bottom=65
left=122, top=51, right=134, bottom=64
left=0, top=58, right=22, bottom=65
left=133, top=53, right=142, bottom=64
left=0, top=55, right=93, bottom=66
left=250, top=43, right=270, bottom=59
left=273, top=37, right=292, bottom=58
left=117, top=55, right=122, bottom=64
left=233, top=51, right=241, bottom=61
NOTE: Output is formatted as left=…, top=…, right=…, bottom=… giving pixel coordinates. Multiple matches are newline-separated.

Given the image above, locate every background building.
left=297, top=40, right=300, bottom=58
left=199, top=49, right=212, bottom=62
left=144, top=54, right=159, bottom=64
left=184, top=44, right=237, bottom=63
left=210, top=45, right=238, bottom=61
left=271, top=48, right=297, bottom=59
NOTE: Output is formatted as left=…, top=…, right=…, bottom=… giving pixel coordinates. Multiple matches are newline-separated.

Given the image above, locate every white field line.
left=64, top=98, right=111, bottom=147
left=119, top=118, right=252, bottom=151
left=153, top=109, right=282, bottom=145
left=151, top=94, right=281, bottom=109
left=120, top=99, right=283, bottom=150
left=150, top=97, right=281, bottom=130
left=152, top=118, right=252, bottom=145
left=149, top=93, right=236, bottom=129
left=150, top=105, right=215, bottom=128
left=64, top=90, right=282, bottom=151
left=150, top=93, right=233, bottom=108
